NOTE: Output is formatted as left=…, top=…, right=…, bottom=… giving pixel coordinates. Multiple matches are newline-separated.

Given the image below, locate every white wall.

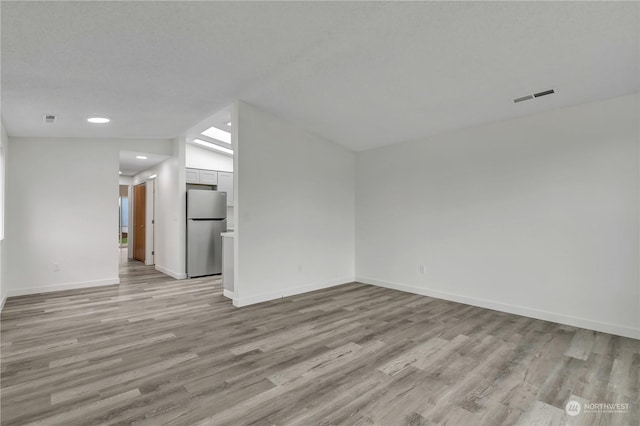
left=4, top=137, right=173, bottom=296
left=0, top=120, right=8, bottom=309
left=356, top=94, right=640, bottom=339
left=234, top=102, right=355, bottom=306
left=0, top=240, right=3, bottom=311
left=119, top=175, right=133, bottom=258
left=119, top=176, right=133, bottom=186
left=118, top=175, right=133, bottom=257
left=185, top=143, right=233, bottom=172
left=153, top=137, right=187, bottom=279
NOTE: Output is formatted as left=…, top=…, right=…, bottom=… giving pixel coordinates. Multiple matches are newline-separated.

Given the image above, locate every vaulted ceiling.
left=2, top=1, right=638, bottom=151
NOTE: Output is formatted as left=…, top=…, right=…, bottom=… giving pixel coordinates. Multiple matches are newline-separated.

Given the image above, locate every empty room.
left=0, top=1, right=638, bottom=426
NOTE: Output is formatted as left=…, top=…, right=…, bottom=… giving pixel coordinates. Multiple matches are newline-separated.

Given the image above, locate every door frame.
left=147, top=179, right=155, bottom=266
left=118, top=185, right=129, bottom=249
left=131, top=180, right=156, bottom=265
left=127, top=185, right=133, bottom=258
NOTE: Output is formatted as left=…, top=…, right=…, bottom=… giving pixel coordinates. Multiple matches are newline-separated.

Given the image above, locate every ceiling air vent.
left=513, top=89, right=555, bottom=103
left=514, top=95, right=533, bottom=103
left=43, top=114, right=56, bottom=124
left=533, top=89, right=555, bottom=98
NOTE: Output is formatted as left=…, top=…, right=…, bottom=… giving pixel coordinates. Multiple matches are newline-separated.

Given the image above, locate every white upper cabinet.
left=217, top=172, right=234, bottom=206
left=186, top=168, right=219, bottom=185
left=186, top=168, right=199, bottom=184
left=199, top=170, right=218, bottom=185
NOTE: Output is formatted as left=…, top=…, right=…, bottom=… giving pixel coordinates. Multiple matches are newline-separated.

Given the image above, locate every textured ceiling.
left=1, top=1, right=638, bottom=151
left=119, top=150, right=170, bottom=176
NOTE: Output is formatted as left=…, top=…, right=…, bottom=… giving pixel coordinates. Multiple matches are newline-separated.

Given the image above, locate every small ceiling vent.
left=533, top=89, right=555, bottom=98
left=514, top=95, right=533, bottom=103
left=514, top=89, right=555, bottom=104
left=43, top=114, right=56, bottom=124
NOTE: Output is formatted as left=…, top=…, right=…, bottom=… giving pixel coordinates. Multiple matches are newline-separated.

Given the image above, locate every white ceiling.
left=119, top=150, right=170, bottom=177
left=2, top=2, right=638, bottom=151
left=190, top=107, right=233, bottom=138
left=186, top=105, right=233, bottom=150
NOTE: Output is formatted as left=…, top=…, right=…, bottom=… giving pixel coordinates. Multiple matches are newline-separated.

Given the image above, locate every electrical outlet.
left=419, top=264, right=426, bottom=274
left=53, top=263, right=60, bottom=272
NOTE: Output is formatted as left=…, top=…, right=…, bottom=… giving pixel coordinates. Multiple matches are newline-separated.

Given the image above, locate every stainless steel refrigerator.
left=186, top=190, right=227, bottom=278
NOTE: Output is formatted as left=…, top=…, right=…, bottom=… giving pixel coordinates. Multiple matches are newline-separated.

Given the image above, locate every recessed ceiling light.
left=136, top=155, right=148, bottom=160
left=87, top=117, right=110, bottom=124
left=193, top=139, right=233, bottom=155
left=119, top=171, right=122, bottom=175
left=226, top=122, right=232, bottom=127
left=148, top=174, right=157, bottom=179
left=201, top=126, right=231, bottom=144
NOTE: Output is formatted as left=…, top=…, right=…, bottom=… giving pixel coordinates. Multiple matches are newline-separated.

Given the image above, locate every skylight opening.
left=193, top=139, right=233, bottom=155
left=201, top=126, right=231, bottom=144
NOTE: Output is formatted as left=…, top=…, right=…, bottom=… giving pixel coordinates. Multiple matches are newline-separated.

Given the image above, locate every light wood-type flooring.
left=1, top=259, right=638, bottom=425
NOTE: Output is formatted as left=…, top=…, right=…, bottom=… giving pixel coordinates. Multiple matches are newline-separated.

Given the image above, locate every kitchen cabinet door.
left=217, top=172, right=234, bottom=206
left=199, top=170, right=218, bottom=185
left=186, top=168, right=199, bottom=184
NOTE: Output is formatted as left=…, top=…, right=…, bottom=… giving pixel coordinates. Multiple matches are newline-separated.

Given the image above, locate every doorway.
left=133, top=183, right=146, bottom=262
left=119, top=184, right=130, bottom=264
left=118, top=185, right=129, bottom=249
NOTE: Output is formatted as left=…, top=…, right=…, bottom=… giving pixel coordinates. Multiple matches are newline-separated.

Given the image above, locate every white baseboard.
left=223, top=289, right=234, bottom=299
left=155, top=264, right=187, bottom=280
left=356, top=276, right=640, bottom=340
left=0, top=293, right=6, bottom=312
left=6, top=278, right=120, bottom=298
left=232, top=276, right=354, bottom=308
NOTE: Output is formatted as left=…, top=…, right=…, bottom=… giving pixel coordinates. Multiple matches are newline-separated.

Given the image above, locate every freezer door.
left=187, top=219, right=227, bottom=277
left=187, top=190, right=227, bottom=219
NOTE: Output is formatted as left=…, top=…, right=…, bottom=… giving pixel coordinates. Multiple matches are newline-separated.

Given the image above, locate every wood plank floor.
left=1, top=260, right=638, bottom=425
